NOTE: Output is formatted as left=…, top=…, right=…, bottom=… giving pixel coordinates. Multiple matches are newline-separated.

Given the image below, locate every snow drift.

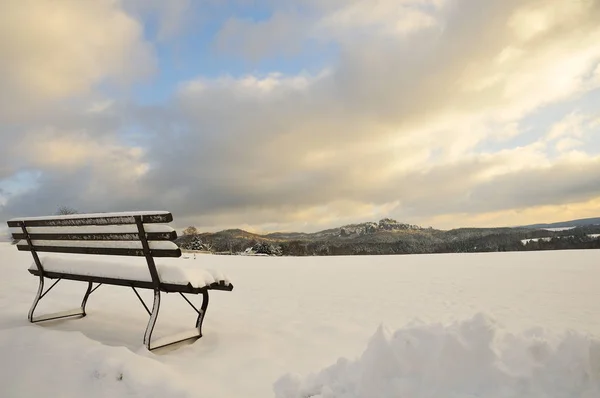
left=0, top=327, right=195, bottom=398
left=274, top=313, right=600, bottom=398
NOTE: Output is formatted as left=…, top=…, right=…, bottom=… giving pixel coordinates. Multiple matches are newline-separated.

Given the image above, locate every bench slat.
left=17, top=244, right=181, bottom=257
left=9, top=224, right=176, bottom=235
left=11, top=231, right=177, bottom=241
left=7, top=211, right=172, bottom=228
left=16, top=239, right=178, bottom=249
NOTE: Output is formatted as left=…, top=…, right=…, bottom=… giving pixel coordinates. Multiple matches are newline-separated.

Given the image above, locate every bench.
left=7, top=210, right=233, bottom=351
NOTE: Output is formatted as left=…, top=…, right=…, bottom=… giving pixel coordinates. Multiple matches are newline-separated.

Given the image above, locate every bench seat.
left=28, top=254, right=233, bottom=293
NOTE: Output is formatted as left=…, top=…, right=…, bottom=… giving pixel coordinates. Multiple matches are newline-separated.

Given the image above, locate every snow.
left=9, top=224, right=175, bottom=235
left=7, top=210, right=170, bottom=222
left=0, top=327, right=195, bottom=398
left=274, top=314, right=600, bottom=397
left=28, top=253, right=231, bottom=288
left=150, top=329, right=201, bottom=350
left=34, top=308, right=84, bottom=322
left=1, top=243, right=600, bottom=397
left=521, top=237, right=553, bottom=244
left=17, top=239, right=178, bottom=251
left=522, top=234, right=600, bottom=244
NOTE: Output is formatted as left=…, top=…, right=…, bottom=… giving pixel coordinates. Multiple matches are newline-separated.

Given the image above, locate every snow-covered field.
left=1, top=242, right=600, bottom=397
left=522, top=234, right=600, bottom=244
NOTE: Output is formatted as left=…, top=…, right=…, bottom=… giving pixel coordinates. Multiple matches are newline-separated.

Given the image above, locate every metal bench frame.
left=8, top=212, right=233, bottom=351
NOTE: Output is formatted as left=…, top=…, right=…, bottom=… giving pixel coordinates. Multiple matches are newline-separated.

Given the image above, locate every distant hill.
left=521, top=217, right=600, bottom=229
left=176, top=217, right=600, bottom=256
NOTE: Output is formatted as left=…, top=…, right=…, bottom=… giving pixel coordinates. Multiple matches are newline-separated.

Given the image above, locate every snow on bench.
left=28, top=255, right=231, bottom=289
left=7, top=210, right=234, bottom=351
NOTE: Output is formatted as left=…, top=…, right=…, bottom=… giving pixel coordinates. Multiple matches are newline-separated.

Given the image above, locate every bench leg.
left=28, top=277, right=90, bottom=323
left=143, top=290, right=210, bottom=351
left=81, top=282, right=93, bottom=316
left=196, top=291, right=209, bottom=336
left=27, top=275, right=45, bottom=322
left=143, top=289, right=161, bottom=350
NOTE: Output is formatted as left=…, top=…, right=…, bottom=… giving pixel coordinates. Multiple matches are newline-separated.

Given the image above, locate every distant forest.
left=175, top=218, right=600, bottom=256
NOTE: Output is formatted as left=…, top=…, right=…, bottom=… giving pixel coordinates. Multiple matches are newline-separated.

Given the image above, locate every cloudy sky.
left=1, top=0, right=600, bottom=234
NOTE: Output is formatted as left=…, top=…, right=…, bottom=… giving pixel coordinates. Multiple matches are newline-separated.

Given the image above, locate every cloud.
left=215, top=12, right=309, bottom=61
left=170, top=0, right=600, bottom=229
left=317, top=0, right=441, bottom=37
left=555, top=137, right=583, bottom=152
left=122, top=0, right=194, bottom=41
left=1, top=130, right=151, bottom=218
left=2, top=0, right=600, bottom=233
left=546, top=112, right=587, bottom=141
left=0, top=0, right=155, bottom=219
left=214, top=0, right=445, bottom=60
left=422, top=196, right=600, bottom=229
left=542, top=110, right=600, bottom=155
left=0, top=0, right=155, bottom=121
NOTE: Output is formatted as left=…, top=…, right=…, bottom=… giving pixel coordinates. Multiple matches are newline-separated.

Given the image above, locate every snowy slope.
left=1, top=243, right=600, bottom=397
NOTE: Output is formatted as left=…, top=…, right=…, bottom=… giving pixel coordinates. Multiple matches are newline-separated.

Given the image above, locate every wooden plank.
left=7, top=211, right=172, bottom=228
left=9, top=224, right=176, bottom=235
left=11, top=231, right=177, bottom=241
left=17, top=244, right=181, bottom=257
left=16, top=239, right=178, bottom=250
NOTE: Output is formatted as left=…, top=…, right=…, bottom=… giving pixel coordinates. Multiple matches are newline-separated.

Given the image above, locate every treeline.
left=521, top=235, right=600, bottom=251
left=278, top=234, right=600, bottom=256
left=175, top=222, right=600, bottom=256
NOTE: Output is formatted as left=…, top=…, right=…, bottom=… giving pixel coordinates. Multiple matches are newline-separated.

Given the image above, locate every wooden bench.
left=7, top=210, right=233, bottom=351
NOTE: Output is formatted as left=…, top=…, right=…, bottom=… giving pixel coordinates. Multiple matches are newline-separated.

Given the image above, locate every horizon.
left=1, top=1, right=600, bottom=234
left=186, top=214, right=600, bottom=235
left=3, top=212, right=598, bottom=241
left=177, top=213, right=599, bottom=234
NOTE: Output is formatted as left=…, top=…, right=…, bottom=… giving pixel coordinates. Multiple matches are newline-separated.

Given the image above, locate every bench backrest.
left=7, top=211, right=181, bottom=258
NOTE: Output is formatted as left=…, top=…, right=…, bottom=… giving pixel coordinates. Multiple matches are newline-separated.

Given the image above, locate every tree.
left=189, top=236, right=203, bottom=251
left=183, top=226, right=198, bottom=236
left=252, top=241, right=283, bottom=256
left=186, top=236, right=213, bottom=252
left=56, top=206, right=78, bottom=215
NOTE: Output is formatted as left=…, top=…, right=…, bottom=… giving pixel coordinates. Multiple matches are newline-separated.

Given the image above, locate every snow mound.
left=0, top=326, right=195, bottom=398
left=274, top=313, right=600, bottom=398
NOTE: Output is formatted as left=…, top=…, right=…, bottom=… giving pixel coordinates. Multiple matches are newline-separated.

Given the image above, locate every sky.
left=1, top=0, right=600, bottom=235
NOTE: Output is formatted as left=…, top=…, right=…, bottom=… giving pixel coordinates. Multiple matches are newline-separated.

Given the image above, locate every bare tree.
left=56, top=206, right=79, bottom=215
left=183, top=226, right=198, bottom=236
